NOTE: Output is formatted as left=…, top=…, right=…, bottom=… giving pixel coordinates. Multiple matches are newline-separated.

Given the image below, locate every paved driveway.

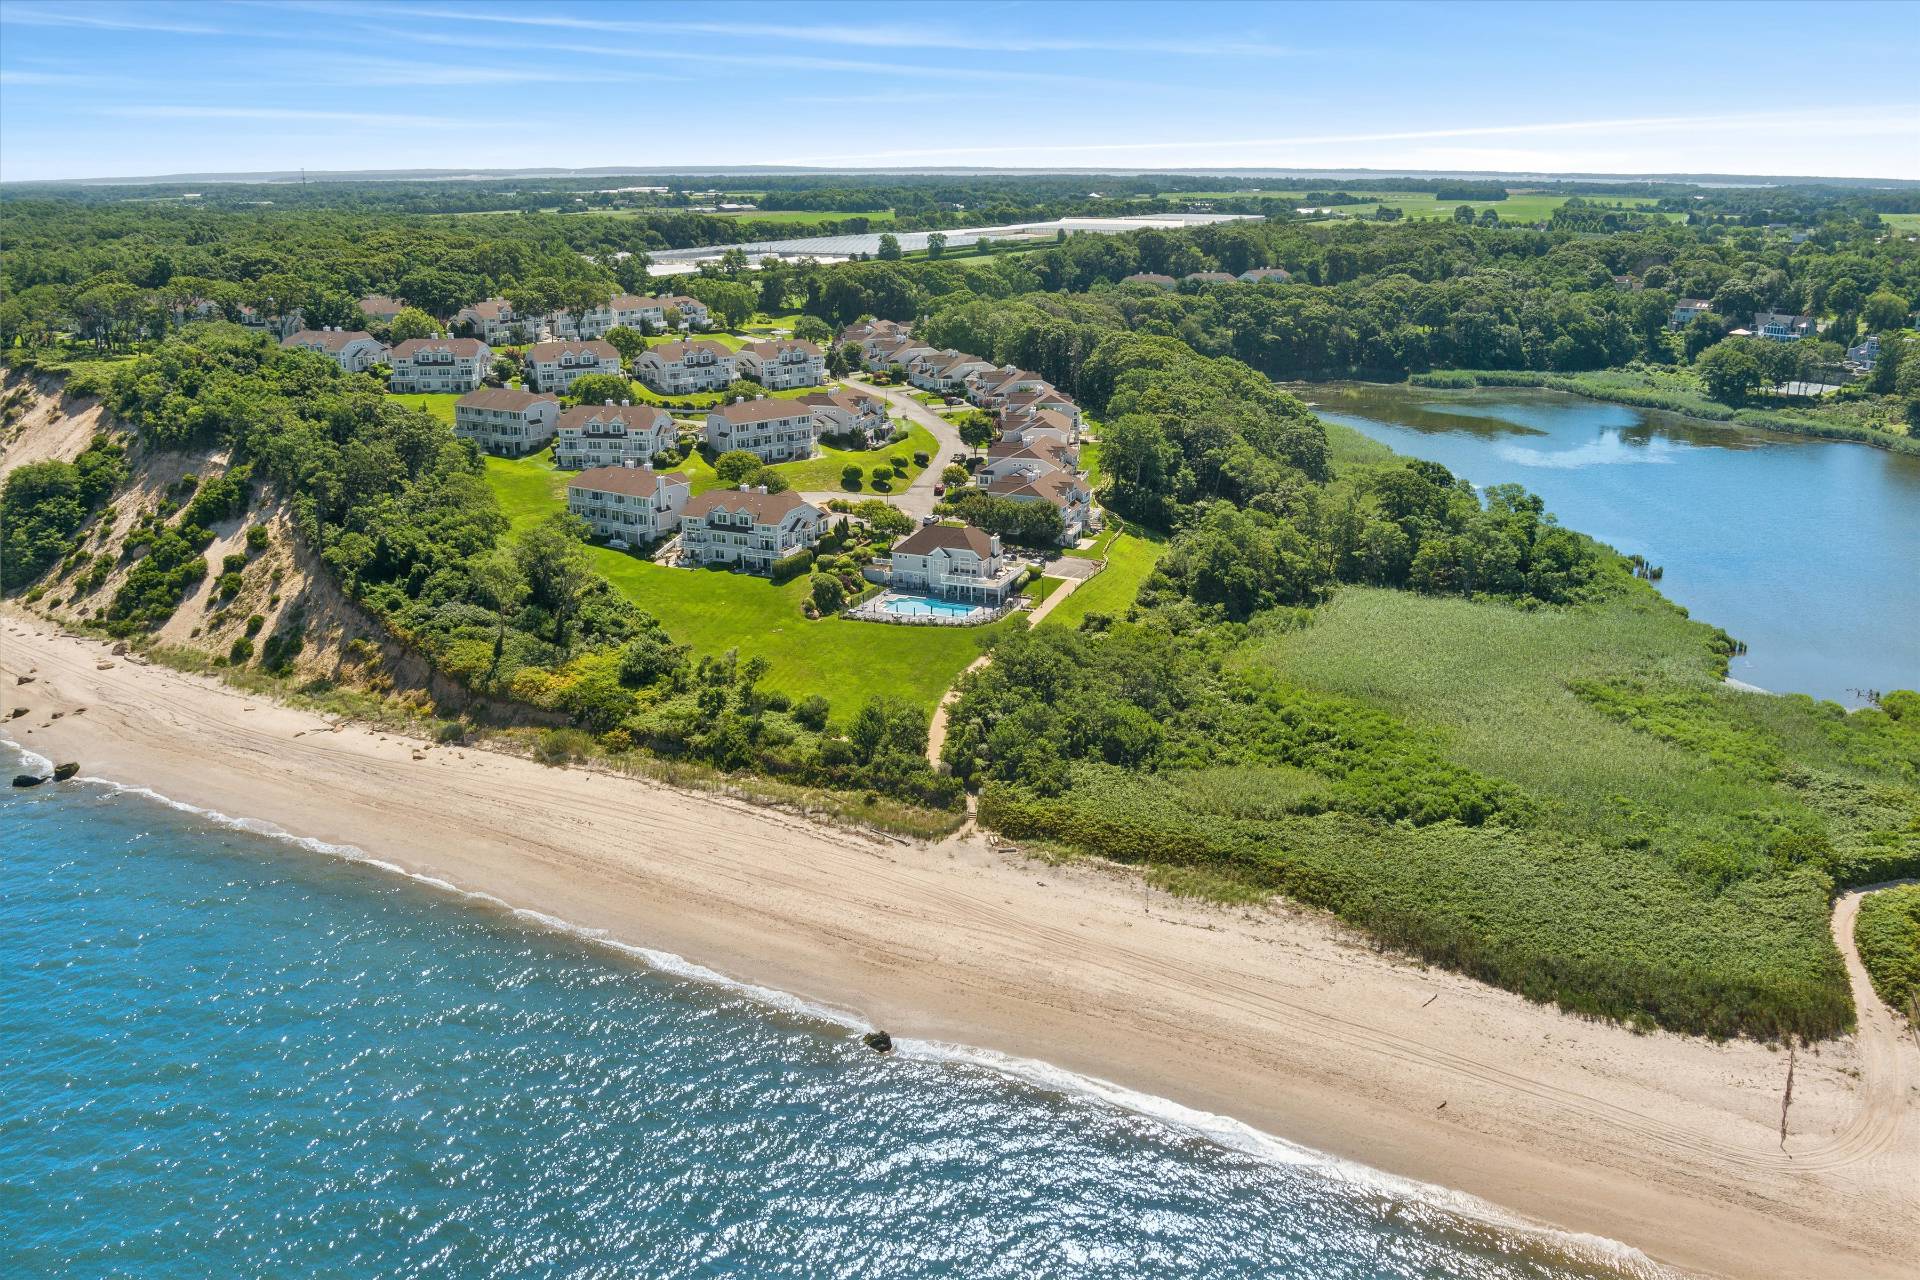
left=852, top=378, right=969, bottom=519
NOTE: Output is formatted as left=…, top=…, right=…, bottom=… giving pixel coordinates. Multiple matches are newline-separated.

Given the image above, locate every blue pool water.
left=880, top=592, right=979, bottom=618
left=0, top=746, right=1651, bottom=1278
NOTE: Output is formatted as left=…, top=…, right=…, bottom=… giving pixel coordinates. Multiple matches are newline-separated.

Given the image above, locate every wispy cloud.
left=0, top=4, right=225, bottom=35
left=1, top=69, right=117, bottom=87
left=96, top=105, right=468, bottom=127
left=356, top=4, right=1300, bottom=56
left=301, top=55, right=679, bottom=87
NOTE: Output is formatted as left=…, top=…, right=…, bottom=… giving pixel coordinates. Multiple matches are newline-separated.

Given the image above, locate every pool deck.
left=846, top=589, right=1019, bottom=626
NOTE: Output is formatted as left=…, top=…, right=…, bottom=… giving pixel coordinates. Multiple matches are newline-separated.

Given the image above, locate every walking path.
left=854, top=379, right=968, bottom=519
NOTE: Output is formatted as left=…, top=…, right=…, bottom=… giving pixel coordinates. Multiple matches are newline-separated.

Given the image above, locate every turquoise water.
left=1312, top=384, right=1920, bottom=705
left=881, top=592, right=979, bottom=618
left=0, top=751, right=1649, bottom=1279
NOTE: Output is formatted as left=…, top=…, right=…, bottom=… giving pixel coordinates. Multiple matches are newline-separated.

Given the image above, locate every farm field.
left=715, top=209, right=897, bottom=225
left=1879, top=212, right=1920, bottom=232
left=482, top=454, right=1012, bottom=718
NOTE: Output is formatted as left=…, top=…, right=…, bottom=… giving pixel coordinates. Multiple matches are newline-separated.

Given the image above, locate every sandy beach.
left=4, top=611, right=1915, bottom=1280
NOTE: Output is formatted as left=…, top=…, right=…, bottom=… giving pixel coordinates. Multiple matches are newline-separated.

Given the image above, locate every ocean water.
left=0, top=749, right=1653, bottom=1279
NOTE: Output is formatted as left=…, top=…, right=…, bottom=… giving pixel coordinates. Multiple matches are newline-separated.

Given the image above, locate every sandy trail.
left=4, top=612, right=1915, bottom=1280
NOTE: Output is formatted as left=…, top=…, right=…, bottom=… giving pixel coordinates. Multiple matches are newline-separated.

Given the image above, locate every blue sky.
left=2, top=0, right=1916, bottom=183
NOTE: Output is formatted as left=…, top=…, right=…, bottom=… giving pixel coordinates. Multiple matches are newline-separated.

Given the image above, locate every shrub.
left=245, top=613, right=266, bottom=636
left=769, top=548, right=814, bottom=584
left=913, top=450, right=930, bottom=467
left=227, top=636, right=254, bottom=664
left=216, top=571, right=243, bottom=600
left=794, top=694, right=831, bottom=731
left=1855, top=885, right=1920, bottom=1024
left=245, top=524, right=270, bottom=552
left=222, top=553, right=248, bottom=574
left=889, top=454, right=909, bottom=475
left=841, top=464, right=864, bottom=490
left=809, top=571, right=847, bottom=613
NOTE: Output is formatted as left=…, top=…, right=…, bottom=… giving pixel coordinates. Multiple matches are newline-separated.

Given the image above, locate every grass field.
left=1236, top=586, right=1774, bottom=846
left=1041, top=530, right=1167, bottom=628
left=715, top=208, right=897, bottom=225
left=1880, top=213, right=1920, bottom=232
left=482, top=454, right=1016, bottom=719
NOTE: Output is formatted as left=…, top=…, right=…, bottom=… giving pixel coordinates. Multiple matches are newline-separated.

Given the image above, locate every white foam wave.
left=2, top=733, right=55, bottom=774
left=47, top=767, right=1662, bottom=1278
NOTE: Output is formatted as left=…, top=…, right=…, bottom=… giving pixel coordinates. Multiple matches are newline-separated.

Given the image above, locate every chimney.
left=624, top=458, right=636, bottom=469
left=605, top=399, right=615, bottom=406
left=620, top=399, right=630, bottom=407
left=756, top=393, right=765, bottom=401
left=756, top=484, right=768, bottom=495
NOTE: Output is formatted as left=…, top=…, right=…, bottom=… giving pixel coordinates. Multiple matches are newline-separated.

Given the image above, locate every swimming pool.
left=879, top=593, right=980, bottom=618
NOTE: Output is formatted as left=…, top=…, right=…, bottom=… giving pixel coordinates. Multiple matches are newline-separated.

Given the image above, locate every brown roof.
left=567, top=465, right=685, bottom=498
left=986, top=469, right=1085, bottom=505
left=796, top=388, right=883, bottom=415
left=456, top=388, right=556, bottom=413
left=391, top=337, right=488, bottom=358
left=527, top=340, right=618, bottom=362
left=461, top=299, right=513, bottom=319
left=648, top=339, right=733, bottom=363
left=1184, top=272, right=1237, bottom=282
left=1240, top=268, right=1291, bottom=281
left=713, top=397, right=812, bottom=425
left=1002, top=408, right=1076, bottom=435
left=1122, top=273, right=1176, bottom=285
left=893, top=523, right=993, bottom=558
left=683, top=488, right=818, bottom=523
left=986, top=440, right=1072, bottom=466
left=742, top=339, right=823, bottom=359
left=283, top=329, right=378, bottom=352
left=557, top=403, right=672, bottom=432
left=359, top=294, right=406, bottom=315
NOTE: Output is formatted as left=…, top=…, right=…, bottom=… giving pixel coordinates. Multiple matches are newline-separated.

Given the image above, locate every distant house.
left=1846, top=334, right=1882, bottom=370
left=885, top=523, right=1024, bottom=605
left=524, top=340, right=623, bottom=394
left=453, top=388, right=560, bottom=457
left=358, top=294, right=409, bottom=324
left=634, top=339, right=736, bottom=394
left=455, top=298, right=536, bottom=345
left=1238, top=267, right=1292, bottom=284
left=661, top=294, right=711, bottom=329
left=1753, top=311, right=1816, bottom=341
left=734, top=339, right=825, bottom=390
left=981, top=468, right=1095, bottom=543
left=239, top=304, right=304, bottom=340
left=679, top=488, right=825, bottom=572
left=865, top=335, right=938, bottom=373
left=388, top=337, right=491, bottom=393
left=1183, top=271, right=1238, bottom=285
left=554, top=402, right=677, bottom=470
left=1670, top=298, right=1713, bottom=330
left=965, top=365, right=1052, bottom=409
left=566, top=465, right=690, bottom=547
left=1121, top=272, right=1177, bottom=289
left=282, top=327, right=387, bottom=372
left=704, top=397, right=817, bottom=463
left=796, top=387, right=891, bottom=446
left=1611, top=275, right=1642, bottom=292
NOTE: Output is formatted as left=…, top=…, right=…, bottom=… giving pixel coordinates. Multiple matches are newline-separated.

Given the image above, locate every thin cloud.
left=302, top=56, right=681, bottom=87
left=0, top=4, right=225, bottom=35
left=97, top=106, right=470, bottom=127
left=357, top=3, right=1299, bottom=56
left=1, top=69, right=117, bottom=86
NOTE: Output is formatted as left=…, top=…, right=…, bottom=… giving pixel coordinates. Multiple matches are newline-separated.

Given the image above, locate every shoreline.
left=5, top=611, right=1915, bottom=1279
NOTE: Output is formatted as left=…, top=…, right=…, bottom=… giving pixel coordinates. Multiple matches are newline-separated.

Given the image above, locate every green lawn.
left=645, top=330, right=748, bottom=351
left=1880, top=213, right=1920, bottom=232
left=483, top=454, right=1014, bottom=719
left=1078, top=439, right=1103, bottom=489
left=766, top=422, right=936, bottom=493
left=388, top=392, right=461, bottom=425
left=1042, top=529, right=1168, bottom=628
left=1304, top=191, right=1676, bottom=224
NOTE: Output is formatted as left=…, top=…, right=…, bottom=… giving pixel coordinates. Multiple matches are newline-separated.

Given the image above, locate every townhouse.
left=884, top=523, right=1024, bottom=606
left=965, top=365, right=1052, bottom=409
left=240, top=304, right=305, bottom=340
left=566, top=464, right=691, bottom=547
left=908, top=348, right=996, bottom=394
left=1184, top=271, right=1238, bottom=285
left=865, top=335, right=938, bottom=373
left=795, top=386, right=891, bottom=446
left=735, top=339, right=825, bottom=390
left=981, top=467, right=1096, bottom=543
left=523, top=340, right=623, bottom=394
left=281, top=327, right=388, bottom=372
left=388, top=337, right=491, bottom=393
left=635, top=339, right=736, bottom=394
left=679, top=488, right=826, bottom=573
left=455, top=298, right=537, bottom=345
left=1121, top=272, right=1177, bottom=289
left=704, top=397, right=817, bottom=462
left=998, top=390, right=1082, bottom=430
left=1238, top=267, right=1292, bottom=284
left=358, top=294, right=408, bottom=325
left=997, top=407, right=1079, bottom=450
left=453, top=388, right=560, bottom=457
left=975, top=439, right=1078, bottom=487
left=554, top=402, right=678, bottom=470
left=838, top=318, right=911, bottom=349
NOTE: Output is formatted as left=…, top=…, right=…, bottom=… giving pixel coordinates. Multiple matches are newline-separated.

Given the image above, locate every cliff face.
left=0, top=369, right=450, bottom=709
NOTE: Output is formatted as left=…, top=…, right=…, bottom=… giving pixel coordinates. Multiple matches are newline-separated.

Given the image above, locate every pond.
left=1306, top=382, right=1920, bottom=704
